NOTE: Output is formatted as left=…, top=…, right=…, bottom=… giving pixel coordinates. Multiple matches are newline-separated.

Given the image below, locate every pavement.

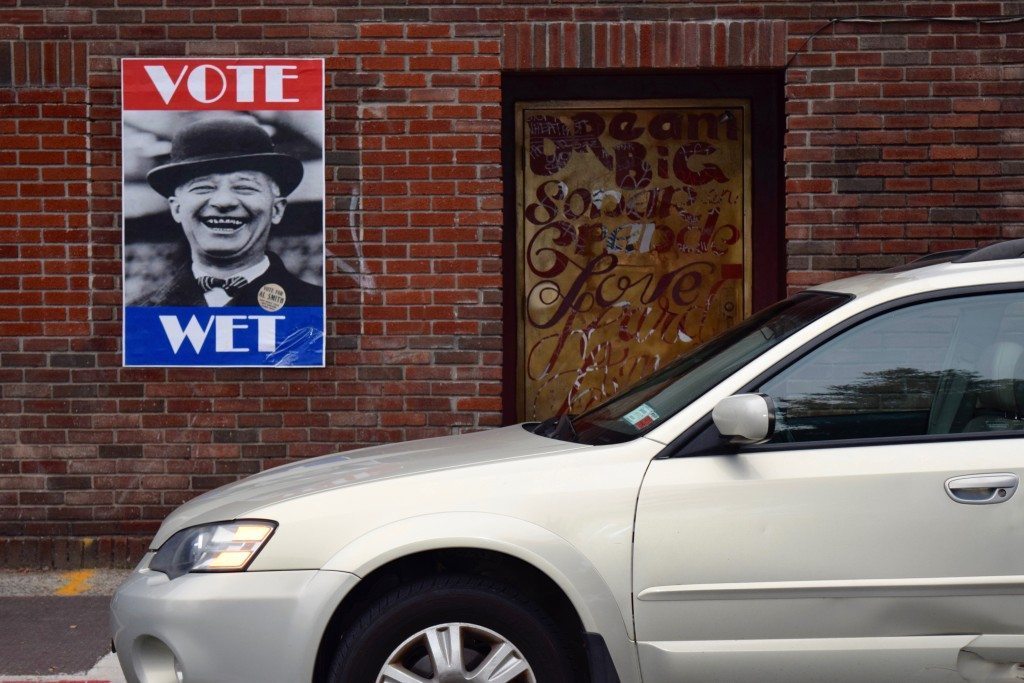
left=0, top=569, right=130, bottom=683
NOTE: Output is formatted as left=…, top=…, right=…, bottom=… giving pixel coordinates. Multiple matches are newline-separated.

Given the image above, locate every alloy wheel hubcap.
left=377, top=622, right=536, bottom=683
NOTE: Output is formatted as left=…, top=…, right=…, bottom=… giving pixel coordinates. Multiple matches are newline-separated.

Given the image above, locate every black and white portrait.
left=123, top=110, right=325, bottom=309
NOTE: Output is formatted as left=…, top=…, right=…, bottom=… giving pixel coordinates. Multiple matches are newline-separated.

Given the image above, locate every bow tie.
left=196, top=275, right=249, bottom=297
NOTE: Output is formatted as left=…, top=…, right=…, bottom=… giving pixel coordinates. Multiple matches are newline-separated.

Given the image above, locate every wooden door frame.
left=500, top=70, right=786, bottom=425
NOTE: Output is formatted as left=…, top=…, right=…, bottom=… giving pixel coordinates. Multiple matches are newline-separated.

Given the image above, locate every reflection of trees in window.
left=776, top=368, right=990, bottom=417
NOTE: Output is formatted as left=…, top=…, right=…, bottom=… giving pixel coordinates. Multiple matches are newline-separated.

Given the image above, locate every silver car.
left=112, top=241, right=1024, bottom=683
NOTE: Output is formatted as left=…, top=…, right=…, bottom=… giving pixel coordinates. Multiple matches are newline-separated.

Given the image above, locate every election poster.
left=121, top=58, right=326, bottom=367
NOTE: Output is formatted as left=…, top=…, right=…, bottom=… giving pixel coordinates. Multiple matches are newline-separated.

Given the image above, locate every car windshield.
left=537, top=291, right=851, bottom=445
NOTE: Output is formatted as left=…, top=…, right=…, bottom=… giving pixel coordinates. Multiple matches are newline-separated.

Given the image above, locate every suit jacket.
left=130, top=252, right=322, bottom=308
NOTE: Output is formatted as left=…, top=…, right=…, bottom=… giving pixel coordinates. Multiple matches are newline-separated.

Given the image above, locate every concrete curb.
left=0, top=652, right=125, bottom=682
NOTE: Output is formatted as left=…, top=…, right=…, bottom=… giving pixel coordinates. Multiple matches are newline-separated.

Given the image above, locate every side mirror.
left=712, top=393, right=775, bottom=444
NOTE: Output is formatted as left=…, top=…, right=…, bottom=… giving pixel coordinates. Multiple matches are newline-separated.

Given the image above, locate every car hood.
left=150, top=425, right=586, bottom=548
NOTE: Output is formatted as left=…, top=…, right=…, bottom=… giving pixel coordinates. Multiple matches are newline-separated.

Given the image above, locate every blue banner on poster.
left=125, top=306, right=323, bottom=367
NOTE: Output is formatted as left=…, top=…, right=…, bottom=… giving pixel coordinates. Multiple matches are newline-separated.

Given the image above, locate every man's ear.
left=167, top=196, right=182, bottom=224
left=271, top=197, right=287, bottom=225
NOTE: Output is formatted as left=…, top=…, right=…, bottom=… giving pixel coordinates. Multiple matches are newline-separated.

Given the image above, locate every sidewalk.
left=0, top=570, right=130, bottom=683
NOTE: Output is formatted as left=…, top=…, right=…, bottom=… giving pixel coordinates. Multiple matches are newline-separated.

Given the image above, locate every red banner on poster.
left=122, top=59, right=323, bottom=111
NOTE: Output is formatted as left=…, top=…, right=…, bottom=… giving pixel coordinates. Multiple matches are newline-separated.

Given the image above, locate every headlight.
left=149, top=520, right=276, bottom=580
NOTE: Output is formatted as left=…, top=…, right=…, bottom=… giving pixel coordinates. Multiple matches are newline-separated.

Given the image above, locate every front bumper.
left=110, top=554, right=359, bottom=683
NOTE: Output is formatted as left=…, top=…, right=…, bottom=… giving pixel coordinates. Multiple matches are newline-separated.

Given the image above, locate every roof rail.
left=884, top=248, right=973, bottom=272
left=954, top=238, right=1024, bottom=263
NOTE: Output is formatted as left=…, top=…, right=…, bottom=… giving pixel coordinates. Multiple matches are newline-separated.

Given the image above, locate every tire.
left=327, top=574, right=578, bottom=683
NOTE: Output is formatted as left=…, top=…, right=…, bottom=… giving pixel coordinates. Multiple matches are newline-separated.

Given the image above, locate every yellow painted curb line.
left=55, top=569, right=95, bottom=596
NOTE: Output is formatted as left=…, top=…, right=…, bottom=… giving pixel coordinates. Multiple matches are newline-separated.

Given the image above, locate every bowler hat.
left=146, top=118, right=304, bottom=197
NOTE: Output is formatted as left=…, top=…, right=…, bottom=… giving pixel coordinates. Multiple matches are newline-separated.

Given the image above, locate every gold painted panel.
left=516, top=100, right=752, bottom=421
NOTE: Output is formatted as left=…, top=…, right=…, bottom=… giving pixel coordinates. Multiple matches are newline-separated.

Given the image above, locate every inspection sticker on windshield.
left=623, top=404, right=659, bottom=430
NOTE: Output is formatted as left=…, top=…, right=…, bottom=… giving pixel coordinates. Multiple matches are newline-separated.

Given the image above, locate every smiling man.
left=131, top=117, right=322, bottom=308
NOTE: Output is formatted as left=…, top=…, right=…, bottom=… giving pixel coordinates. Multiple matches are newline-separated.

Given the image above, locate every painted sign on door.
left=516, top=100, right=751, bottom=420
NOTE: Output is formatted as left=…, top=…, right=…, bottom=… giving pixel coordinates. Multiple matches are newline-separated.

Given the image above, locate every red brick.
left=384, top=40, right=429, bottom=55
left=409, top=56, right=452, bottom=70
left=338, top=39, right=382, bottom=54
left=382, top=73, right=427, bottom=88
left=408, top=24, right=451, bottom=39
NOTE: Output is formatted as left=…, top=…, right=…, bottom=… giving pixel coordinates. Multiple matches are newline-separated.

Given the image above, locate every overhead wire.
left=786, top=14, right=1024, bottom=69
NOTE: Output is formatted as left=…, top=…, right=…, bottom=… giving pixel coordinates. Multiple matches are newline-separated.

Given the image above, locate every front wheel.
left=327, top=575, right=578, bottom=683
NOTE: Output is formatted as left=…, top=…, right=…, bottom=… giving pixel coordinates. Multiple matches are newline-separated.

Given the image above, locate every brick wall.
left=2, top=1, right=1023, bottom=567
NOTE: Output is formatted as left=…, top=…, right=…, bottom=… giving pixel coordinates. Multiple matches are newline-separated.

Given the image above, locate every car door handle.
left=945, top=473, right=1019, bottom=505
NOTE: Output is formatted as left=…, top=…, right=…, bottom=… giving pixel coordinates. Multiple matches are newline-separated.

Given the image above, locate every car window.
left=758, top=291, right=1024, bottom=444
left=559, top=291, right=850, bottom=445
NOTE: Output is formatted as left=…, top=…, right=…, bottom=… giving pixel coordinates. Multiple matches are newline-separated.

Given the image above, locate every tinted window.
left=758, top=291, right=1024, bottom=443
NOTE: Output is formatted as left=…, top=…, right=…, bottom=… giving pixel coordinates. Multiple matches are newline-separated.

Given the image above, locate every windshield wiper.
left=553, top=412, right=577, bottom=441
left=533, top=412, right=578, bottom=442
